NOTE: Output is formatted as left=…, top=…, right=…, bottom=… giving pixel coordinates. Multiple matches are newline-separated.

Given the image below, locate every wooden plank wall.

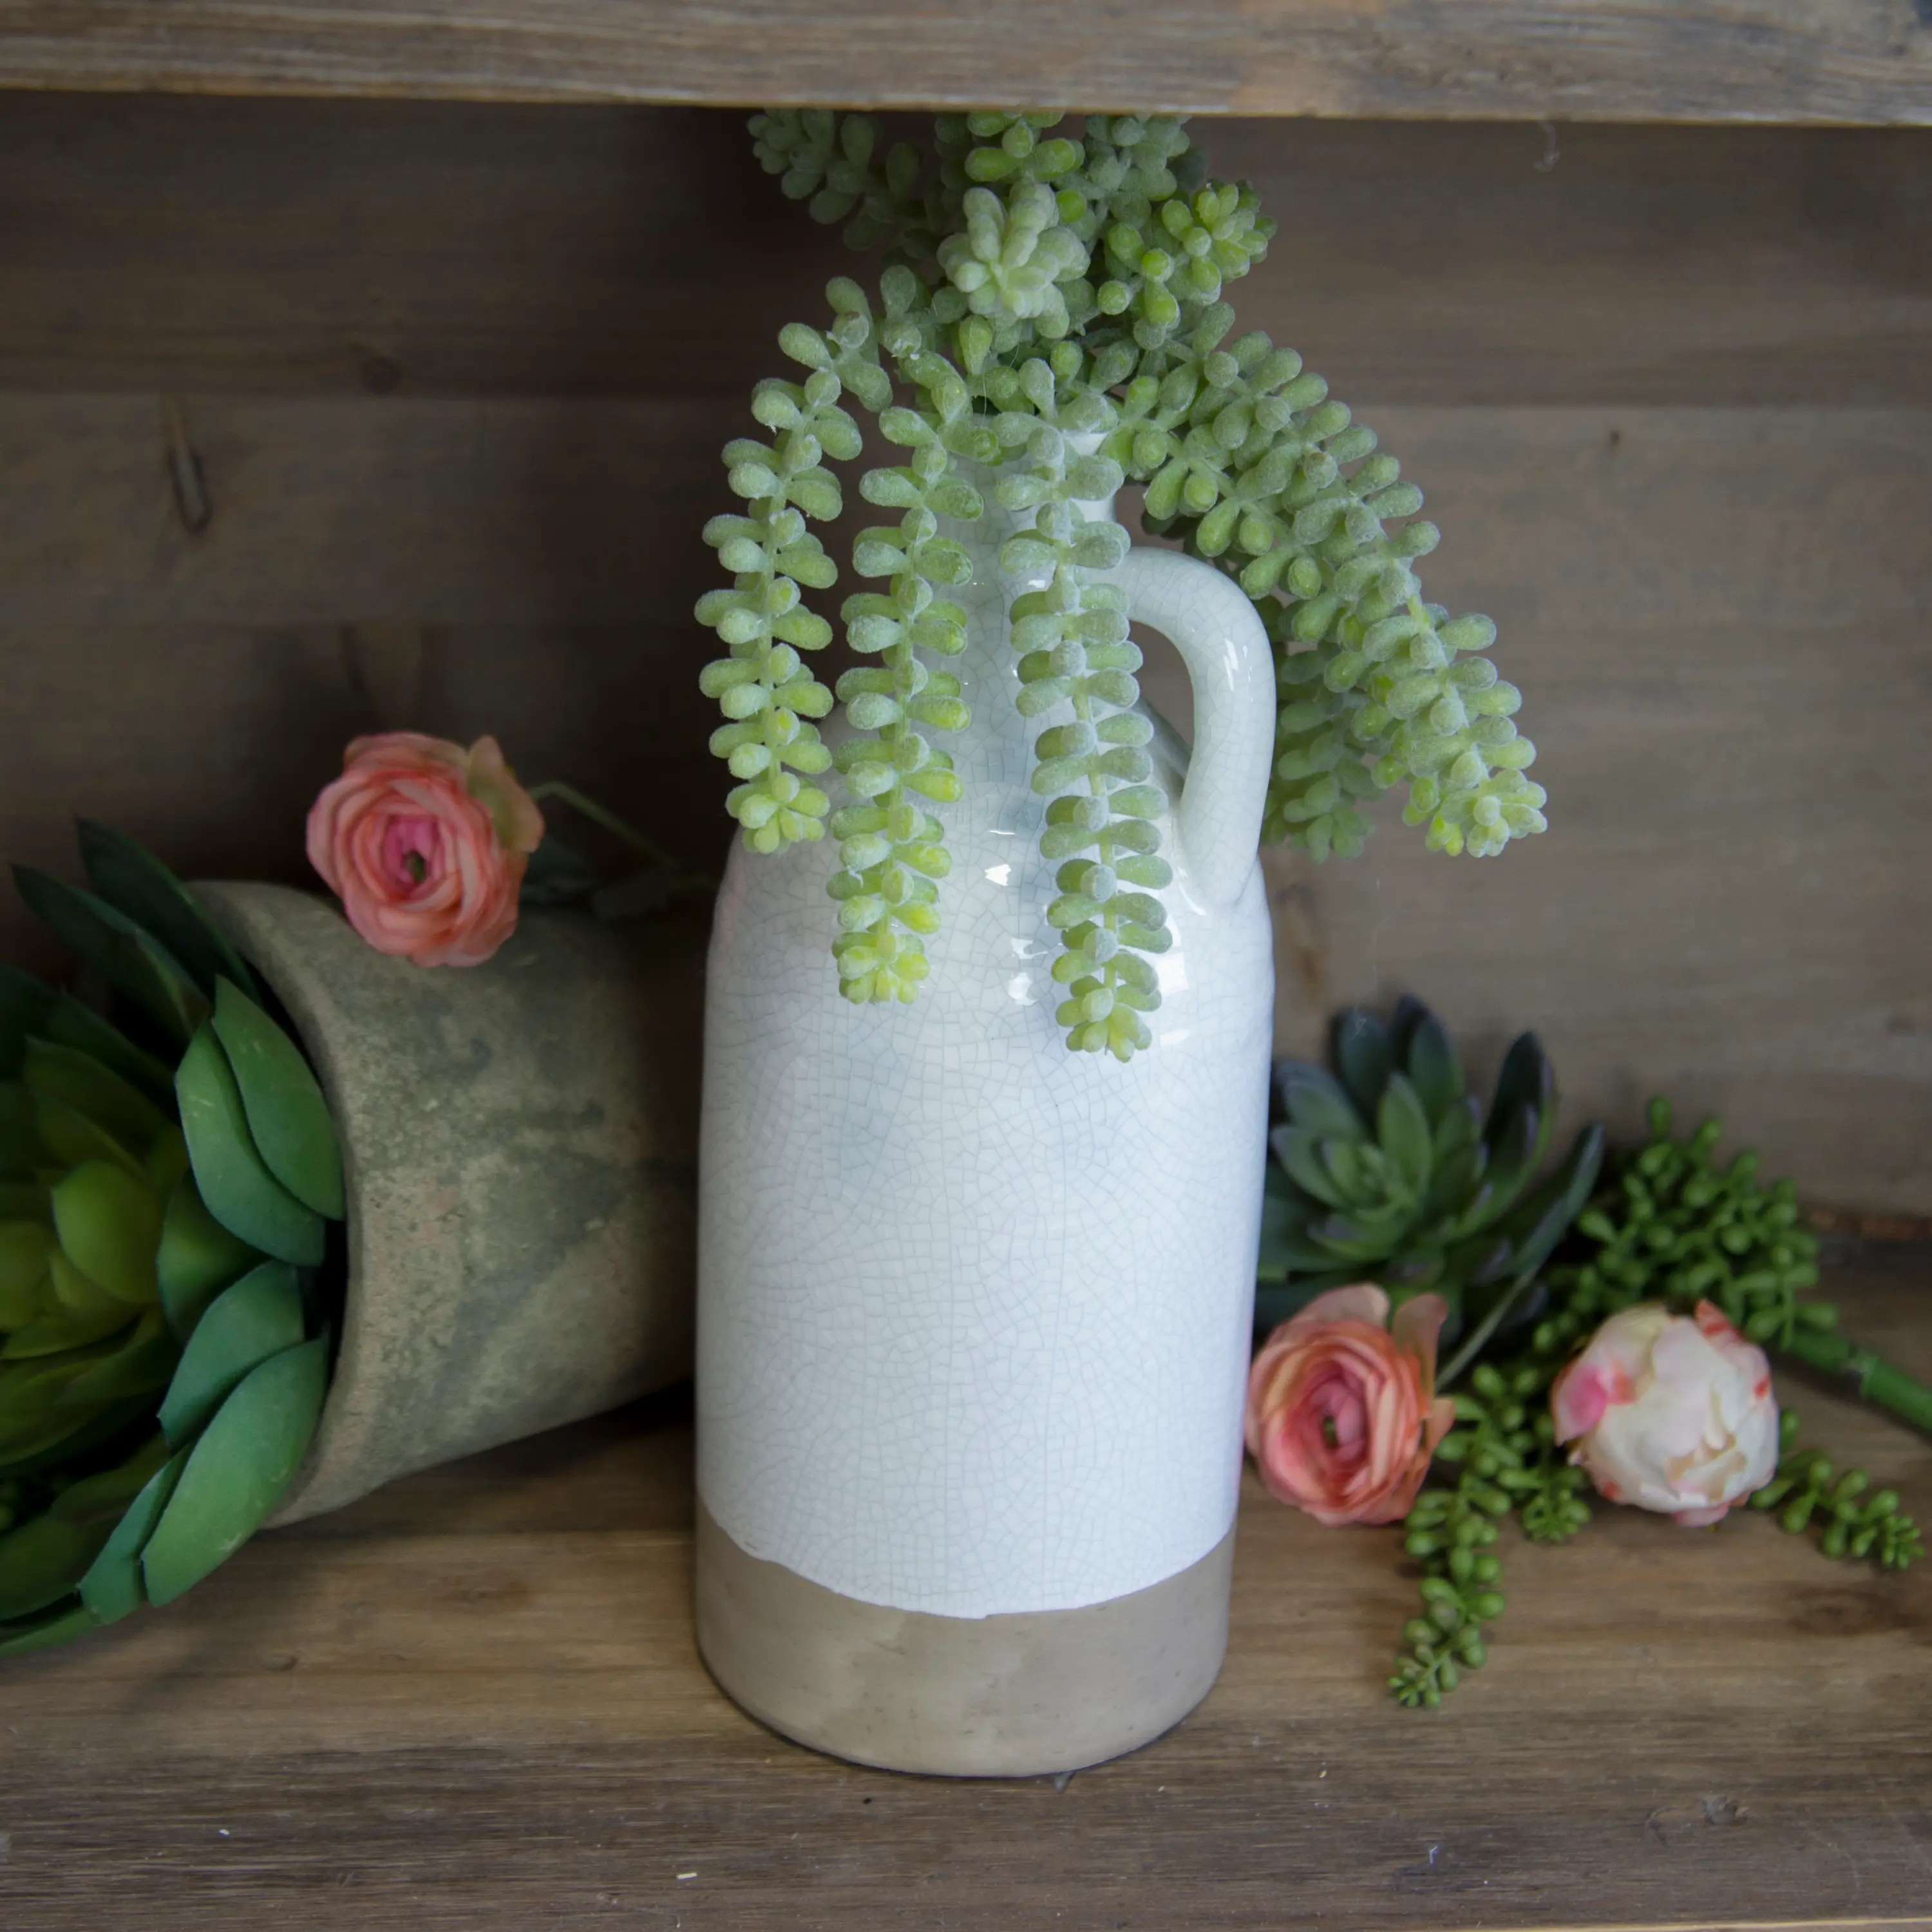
left=0, top=98, right=1927, bottom=1209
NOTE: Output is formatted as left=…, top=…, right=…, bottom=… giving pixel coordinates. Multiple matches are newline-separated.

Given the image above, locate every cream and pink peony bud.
left=1551, top=1300, right=1778, bottom=1526
left=307, top=733, right=545, bottom=969
left=1245, top=1283, right=1457, bottom=1527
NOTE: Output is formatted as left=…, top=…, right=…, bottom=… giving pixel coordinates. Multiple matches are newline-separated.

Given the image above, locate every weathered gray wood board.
left=0, top=1251, right=1925, bottom=1929
left=1, top=101, right=1924, bottom=405
left=0, top=98, right=1927, bottom=1211
left=0, top=0, right=1928, bottom=122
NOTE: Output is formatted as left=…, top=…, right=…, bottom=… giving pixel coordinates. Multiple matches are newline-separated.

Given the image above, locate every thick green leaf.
left=12, top=867, right=210, bottom=1047
left=1452, top=1233, right=1516, bottom=1291
left=1484, top=1031, right=1555, bottom=1168
left=3, top=1312, right=130, bottom=1359
left=147, top=1122, right=191, bottom=1195
left=0, top=967, right=56, bottom=1081
left=1274, top=1238, right=1360, bottom=1274
left=0, top=1595, right=97, bottom=1656
left=1376, top=1073, right=1434, bottom=1198
left=43, top=994, right=176, bottom=1109
left=175, top=1027, right=324, bottom=1267
left=1276, top=1063, right=1362, bottom=1141
left=0, top=1082, right=47, bottom=1179
left=1333, top=1010, right=1393, bottom=1117
left=0, top=1392, right=151, bottom=1479
left=78, top=1445, right=188, bottom=1625
left=0, top=1399, right=114, bottom=1466
left=0, top=1506, right=118, bottom=1618
left=5, top=1249, right=135, bottom=1355
left=51, top=1160, right=162, bottom=1305
left=1270, top=1126, right=1347, bottom=1209
left=59, top=1307, right=178, bottom=1408
left=1256, top=1166, right=1347, bottom=1282
left=23, top=1037, right=169, bottom=1156
left=1320, top=1136, right=1375, bottom=1204
left=1470, top=1099, right=1540, bottom=1229
left=32, top=1091, right=146, bottom=1182
left=0, top=1221, right=55, bottom=1327
left=78, top=820, right=261, bottom=1005
left=50, top=1430, right=172, bottom=1524
left=1430, top=1092, right=1482, bottom=1164
left=1387, top=993, right=1428, bottom=1054
left=142, top=1334, right=327, bottom=1607
left=47, top=1245, right=130, bottom=1321
left=1403, top=1009, right=1464, bottom=1122
left=157, top=1173, right=262, bottom=1341
left=158, top=1263, right=304, bottom=1447
left=211, top=981, right=343, bottom=1220
left=1495, top=1124, right=1606, bottom=1282
left=1421, top=1138, right=1486, bottom=1225
left=1383, top=1247, right=1446, bottom=1287
left=1306, top=1212, right=1406, bottom=1264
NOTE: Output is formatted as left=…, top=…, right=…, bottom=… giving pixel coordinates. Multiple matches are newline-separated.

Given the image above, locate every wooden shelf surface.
left=0, top=1244, right=1926, bottom=1929
left=0, top=1, right=1928, bottom=122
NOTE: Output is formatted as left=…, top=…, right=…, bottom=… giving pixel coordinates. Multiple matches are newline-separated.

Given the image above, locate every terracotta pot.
left=191, top=882, right=703, bottom=1524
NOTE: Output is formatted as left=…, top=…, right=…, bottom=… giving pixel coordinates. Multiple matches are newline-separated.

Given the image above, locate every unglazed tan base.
left=695, top=1500, right=1233, bottom=1777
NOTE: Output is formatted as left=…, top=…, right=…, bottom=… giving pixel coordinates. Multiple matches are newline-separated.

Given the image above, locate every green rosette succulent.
left=0, top=824, right=342, bottom=1657
left=1255, top=996, right=1603, bottom=1337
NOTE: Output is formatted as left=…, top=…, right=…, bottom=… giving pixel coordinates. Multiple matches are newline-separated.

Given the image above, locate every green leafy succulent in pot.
left=1255, top=996, right=1604, bottom=1340
left=0, top=822, right=344, bottom=1657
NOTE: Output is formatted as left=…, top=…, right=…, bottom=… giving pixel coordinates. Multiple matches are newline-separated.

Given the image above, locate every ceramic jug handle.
left=1110, top=546, right=1276, bottom=909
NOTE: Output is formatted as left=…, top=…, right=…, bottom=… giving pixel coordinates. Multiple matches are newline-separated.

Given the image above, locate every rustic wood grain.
left=1, top=99, right=1926, bottom=406
left=0, top=1253, right=1924, bottom=1929
left=0, top=1, right=1929, bottom=122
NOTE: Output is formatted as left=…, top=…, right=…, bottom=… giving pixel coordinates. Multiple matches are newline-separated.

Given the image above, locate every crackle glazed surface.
left=698, top=475, right=1275, bottom=1620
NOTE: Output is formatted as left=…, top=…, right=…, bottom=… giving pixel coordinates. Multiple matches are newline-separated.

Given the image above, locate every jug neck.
left=942, top=453, right=1121, bottom=759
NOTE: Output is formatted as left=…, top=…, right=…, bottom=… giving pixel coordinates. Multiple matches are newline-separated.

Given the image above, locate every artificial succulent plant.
left=0, top=824, right=342, bottom=1656
left=699, top=109, right=1550, bottom=1057
left=1388, top=1095, right=1924, bottom=1709
left=1256, top=996, right=1603, bottom=1337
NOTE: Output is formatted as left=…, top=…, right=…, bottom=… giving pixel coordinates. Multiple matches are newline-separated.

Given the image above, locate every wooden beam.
left=3, top=101, right=1926, bottom=408
left=0, top=1, right=1927, bottom=124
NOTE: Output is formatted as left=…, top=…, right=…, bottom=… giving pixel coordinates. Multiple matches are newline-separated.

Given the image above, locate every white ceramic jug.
left=696, top=459, right=1276, bottom=1775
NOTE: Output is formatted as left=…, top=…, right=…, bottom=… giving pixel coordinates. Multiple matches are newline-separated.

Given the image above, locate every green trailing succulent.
left=1388, top=1095, right=1924, bottom=1709
left=0, top=824, right=342, bottom=1657
left=1558, top=1099, right=1932, bottom=1437
left=1752, top=1412, right=1922, bottom=1568
left=1256, top=997, right=1603, bottom=1338
left=701, top=109, right=1549, bottom=1056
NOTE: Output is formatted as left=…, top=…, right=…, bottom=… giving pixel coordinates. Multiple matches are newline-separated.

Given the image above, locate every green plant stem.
left=1779, top=1328, right=1932, bottom=1437
left=1436, top=1271, right=1540, bottom=1390
left=526, top=782, right=696, bottom=877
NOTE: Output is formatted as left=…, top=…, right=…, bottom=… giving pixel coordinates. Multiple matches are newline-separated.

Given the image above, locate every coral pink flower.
left=1551, top=1300, right=1779, bottom=1527
left=307, top=733, right=544, bottom=968
left=1245, top=1284, right=1456, bottom=1527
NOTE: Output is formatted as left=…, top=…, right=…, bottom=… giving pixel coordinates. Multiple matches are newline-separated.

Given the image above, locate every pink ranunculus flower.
left=1245, top=1284, right=1457, bottom=1527
left=1551, top=1300, right=1779, bottom=1527
left=307, top=732, right=545, bottom=968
